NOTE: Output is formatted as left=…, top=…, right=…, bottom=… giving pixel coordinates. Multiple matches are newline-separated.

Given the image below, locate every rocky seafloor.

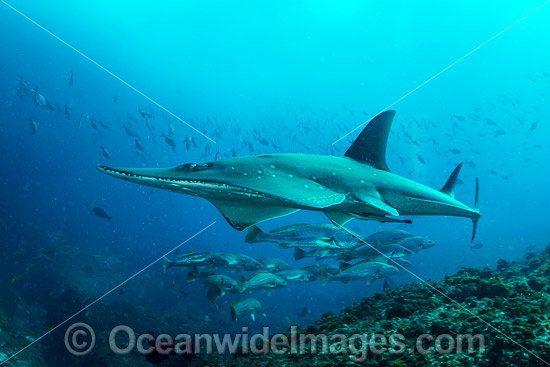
left=204, top=246, right=550, bottom=367
left=2, top=245, right=550, bottom=367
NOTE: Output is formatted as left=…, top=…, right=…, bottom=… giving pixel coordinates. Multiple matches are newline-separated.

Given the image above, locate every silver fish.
left=257, top=258, right=292, bottom=272
left=321, top=261, right=398, bottom=285
left=230, top=297, right=263, bottom=322
left=28, top=118, right=38, bottom=135
left=365, top=230, right=414, bottom=246
left=243, top=272, right=287, bottom=291
left=394, top=236, right=435, bottom=253
left=275, top=269, right=317, bottom=283
left=163, top=252, right=228, bottom=271
left=214, top=252, right=263, bottom=271
left=246, top=223, right=363, bottom=249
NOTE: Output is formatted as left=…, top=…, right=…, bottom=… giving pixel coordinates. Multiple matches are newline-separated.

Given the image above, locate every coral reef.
left=204, top=246, right=550, bottom=366
left=0, top=305, right=48, bottom=367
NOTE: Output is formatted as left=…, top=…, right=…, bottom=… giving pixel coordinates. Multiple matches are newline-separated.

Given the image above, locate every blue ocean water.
left=1, top=0, right=549, bottom=363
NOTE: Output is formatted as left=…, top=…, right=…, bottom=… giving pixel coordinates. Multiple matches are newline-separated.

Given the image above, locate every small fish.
left=122, top=125, right=136, bottom=137
left=257, top=258, right=292, bottom=272
left=168, top=123, right=176, bottom=135
left=275, top=269, right=317, bottom=283
left=416, top=152, right=425, bottom=164
left=22, top=328, right=35, bottom=336
left=293, top=247, right=342, bottom=261
left=16, top=77, right=32, bottom=98
left=135, top=139, right=144, bottom=152
left=449, top=148, right=462, bottom=154
left=161, top=134, right=176, bottom=152
left=101, top=147, right=111, bottom=159
left=138, top=108, right=152, bottom=119
left=321, top=261, right=398, bottom=285
left=28, top=118, right=38, bottom=135
left=301, top=264, right=339, bottom=277
left=32, top=88, right=47, bottom=107
left=471, top=242, right=483, bottom=250
left=187, top=267, right=245, bottom=302
left=530, top=121, right=538, bottom=132
left=69, top=71, right=74, bottom=86
left=230, top=297, right=263, bottom=322
left=245, top=224, right=363, bottom=249
left=91, top=116, right=100, bottom=132
left=394, top=236, right=435, bottom=253
left=344, top=243, right=413, bottom=262
left=138, top=109, right=152, bottom=128
left=214, top=252, right=263, bottom=271
left=298, top=306, right=310, bottom=318
left=64, top=103, right=71, bottom=120
left=365, top=230, right=414, bottom=246
left=485, top=118, right=498, bottom=126
left=46, top=100, right=55, bottom=112
left=247, top=139, right=254, bottom=152
left=242, top=272, right=287, bottom=291
left=113, top=96, right=118, bottom=103
left=77, top=113, right=84, bottom=131
left=93, top=207, right=112, bottom=220
left=163, top=252, right=228, bottom=271
left=391, top=258, right=412, bottom=269
left=99, top=121, right=111, bottom=130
